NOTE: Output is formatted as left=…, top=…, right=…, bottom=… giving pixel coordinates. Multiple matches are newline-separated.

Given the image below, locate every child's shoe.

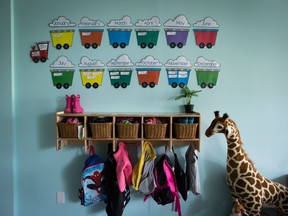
left=72, top=94, right=84, bottom=113
left=64, top=95, right=72, bottom=113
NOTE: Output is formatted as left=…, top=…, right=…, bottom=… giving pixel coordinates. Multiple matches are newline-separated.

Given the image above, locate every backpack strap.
left=89, top=145, right=95, bottom=156
left=166, top=149, right=182, bottom=216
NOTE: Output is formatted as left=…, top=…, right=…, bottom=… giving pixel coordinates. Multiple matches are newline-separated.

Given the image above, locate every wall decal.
left=193, top=17, right=220, bottom=49
left=49, top=16, right=76, bottom=50
left=164, top=15, right=190, bottom=48
left=30, top=41, right=49, bottom=63
left=135, top=55, right=162, bottom=88
left=50, top=56, right=75, bottom=89
left=107, top=16, right=133, bottom=48
left=78, top=17, right=105, bottom=49
left=49, top=16, right=77, bottom=27
left=135, top=16, right=161, bottom=49
left=165, top=56, right=192, bottom=88
left=194, top=56, right=221, bottom=88
left=78, top=17, right=105, bottom=28
left=107, top=54, right=133, bottom=88
left=79, top=56, right=105, bottom=89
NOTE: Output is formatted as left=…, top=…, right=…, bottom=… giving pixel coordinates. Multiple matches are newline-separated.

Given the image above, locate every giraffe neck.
left=225, top=120, right=256, bottom=182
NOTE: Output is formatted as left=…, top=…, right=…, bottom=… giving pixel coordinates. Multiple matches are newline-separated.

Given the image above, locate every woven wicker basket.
left=90, top=122, right=112, bottom=138
left=117, top=123, right=139, bottom=139
left=58, top=123, right=82, bottom=138
left=174, top=123, right=198, bottom=139
left=144, top=123, right=167, bottom=139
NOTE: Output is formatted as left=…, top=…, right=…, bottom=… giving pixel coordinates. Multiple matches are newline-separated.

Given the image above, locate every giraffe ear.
left=223, top=113, right=229, bottom=119
left=214, top=111, right=220, bottom=118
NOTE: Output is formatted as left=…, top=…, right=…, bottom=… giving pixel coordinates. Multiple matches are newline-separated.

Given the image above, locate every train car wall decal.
left=107, top=16, right=133, bottom=48
left=193, top=17, right=220, bottom=49
left=135, top=55, right=162, bottom=88
left=164, top=15, right=191, bottom=48
left=194, top=56, right=221, bottom=88
left=78, top=17, right=105, bottom=49
left=30, top=41, right=49, bottom=63
left=79, top=56, right=105, bottom=89
left=107, top=54, right=134, bottom=88
left=49, top=16, right=76, bottom=50
left=80, top=69, right=104, bottom=89
left=50, top=56, right=75, bottom=89
left=135, top=16, right=161, bottom=49
left=165, top=56, right=192, bottom=88
left=50, top=69, right=75, bottom=89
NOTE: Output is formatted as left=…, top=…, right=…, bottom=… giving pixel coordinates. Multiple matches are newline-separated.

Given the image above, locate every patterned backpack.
left=78, top=146, right=106, bottom=207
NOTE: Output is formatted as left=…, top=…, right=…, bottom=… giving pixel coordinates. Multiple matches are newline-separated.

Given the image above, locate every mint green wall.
left=1, top=0, right=288, bottom=216
left=0, top=0, right=14, bottom=215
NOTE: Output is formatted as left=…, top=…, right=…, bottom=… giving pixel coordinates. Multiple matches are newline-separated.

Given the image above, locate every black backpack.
left=148, top=153, right=182, bottom=216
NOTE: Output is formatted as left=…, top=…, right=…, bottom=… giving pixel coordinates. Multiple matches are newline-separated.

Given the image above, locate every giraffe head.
left=205, top=111, right=230, bottom=137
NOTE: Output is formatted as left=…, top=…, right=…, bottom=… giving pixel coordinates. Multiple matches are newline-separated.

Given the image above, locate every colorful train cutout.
left=30, top=41, right=49, bottom=63
left=166, top=68, right=190, bottom=88
left=135, top=29, right=160, bottom=49
left=50, top=30, right=75, bottom=50
left=50, top=69, right=74, bottom=89
left=79, top=29, right=104, bottom=49
left=195, top=68, right=220, bottom=88
left=136, top=68, right=161, bottom=88
left=80, top=69, right=104, bottom=88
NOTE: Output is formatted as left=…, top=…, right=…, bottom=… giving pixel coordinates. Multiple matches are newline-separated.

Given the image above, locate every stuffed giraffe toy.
left=205, top=111, right=288, bottom=216
left=231, top=199, right=248, bottom=216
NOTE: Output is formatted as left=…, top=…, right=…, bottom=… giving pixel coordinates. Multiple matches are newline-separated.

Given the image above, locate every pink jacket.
left=113, top=142, right=132, bottom=192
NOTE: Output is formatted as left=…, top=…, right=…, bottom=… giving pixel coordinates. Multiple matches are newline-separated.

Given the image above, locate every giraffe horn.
left=223, top=113, right=229, bottom=119
left=214, top=111, right=220, bottom=118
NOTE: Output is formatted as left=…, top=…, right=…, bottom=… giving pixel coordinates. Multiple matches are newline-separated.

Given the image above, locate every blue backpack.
left=78, top=146, right=106, bottom=207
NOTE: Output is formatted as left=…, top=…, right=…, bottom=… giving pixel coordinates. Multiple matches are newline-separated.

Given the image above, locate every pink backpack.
left=147, top=154, right=182, bottom=216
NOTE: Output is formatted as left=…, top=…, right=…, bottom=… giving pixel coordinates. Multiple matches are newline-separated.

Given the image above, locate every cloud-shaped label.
left=164, top=15, right=190, bottom=27
left=50, top=56, right=75, bottom=68
left=79, top=56, right=105, bottom=67
left=49, top=16, right=76, bottom=27
left=165, top=56, right=192, bottom=67
left=107, top=16, right=133, bottom=27
left=135, top=55, right=162, bottom=67
left=135, top=16, right=161, bottom=27
left=78, top=17, right=104, bottom=27
left=193, top=17, right=219, bottom=28
left=106, top=54, right=133, bottom=67
left=194, top=56, right=221, bottom=68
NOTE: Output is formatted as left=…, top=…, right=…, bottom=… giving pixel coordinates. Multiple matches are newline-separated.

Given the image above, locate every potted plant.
left=175, top=86, right=201, bottom=113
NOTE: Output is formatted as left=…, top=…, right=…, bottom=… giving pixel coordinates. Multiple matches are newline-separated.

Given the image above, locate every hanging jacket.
left=113, top=142, right=132, bottom=192
left=103, top=143, right=130, bottom=216
left=185, top=144, right=201, bottom=195
left=132, top=141, right=156, bottom=191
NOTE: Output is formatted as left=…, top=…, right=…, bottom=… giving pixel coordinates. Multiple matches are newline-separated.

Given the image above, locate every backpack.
left=148, top=153, right=182, bottom=216
left=103, top=143, right=130, bottom=216
left=78, top=146, right=106, bottom=207
left=132, top=141, right=156, bottom=194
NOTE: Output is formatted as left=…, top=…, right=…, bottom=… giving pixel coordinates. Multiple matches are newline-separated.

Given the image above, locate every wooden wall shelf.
left=56, top=111, right=201, bottom=151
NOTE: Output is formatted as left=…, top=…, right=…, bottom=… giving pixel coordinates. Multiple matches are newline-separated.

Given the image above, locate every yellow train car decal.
left=80, top=69, right=104, bottom=89
left=50, top=30, right=75, bottom=50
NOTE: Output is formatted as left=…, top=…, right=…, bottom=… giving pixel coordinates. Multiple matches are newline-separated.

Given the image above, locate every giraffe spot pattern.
left=206, top=114, right=288, bottom=215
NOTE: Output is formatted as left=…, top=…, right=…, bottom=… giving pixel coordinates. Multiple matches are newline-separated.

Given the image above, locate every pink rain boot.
left=72, top=94, right=84, bottom=113
left=64, top=95, right=72, bottom=113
